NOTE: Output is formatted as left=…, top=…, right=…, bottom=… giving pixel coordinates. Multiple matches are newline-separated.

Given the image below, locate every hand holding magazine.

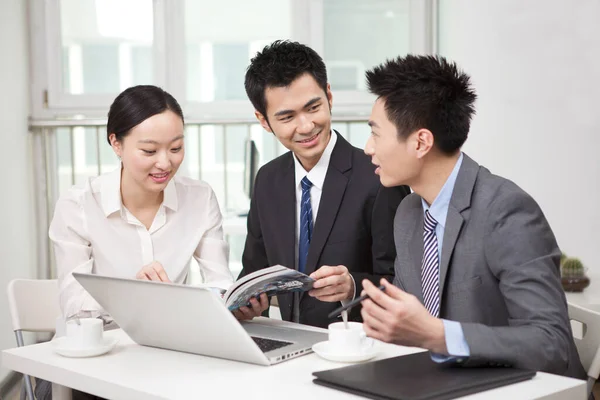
left=223, top=265, right=315, bottom=311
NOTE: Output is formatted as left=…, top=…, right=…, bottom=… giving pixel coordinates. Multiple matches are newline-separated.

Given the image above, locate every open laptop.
left=73, top=273, right=326, bottom=366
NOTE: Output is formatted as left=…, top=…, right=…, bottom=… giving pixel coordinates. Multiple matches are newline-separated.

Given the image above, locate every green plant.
left=560, top=252, right=567, bottom=266
left=561, top=258, right=585, bottom=278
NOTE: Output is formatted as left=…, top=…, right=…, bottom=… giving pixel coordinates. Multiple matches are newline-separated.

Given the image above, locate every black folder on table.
left=312, top=351, right=536, bottom=400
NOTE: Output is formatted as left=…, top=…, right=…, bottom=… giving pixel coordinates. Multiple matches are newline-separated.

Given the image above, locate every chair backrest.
left=568, top=302, right=600, bottom=396
left=7, top=279, right=61, bottom=332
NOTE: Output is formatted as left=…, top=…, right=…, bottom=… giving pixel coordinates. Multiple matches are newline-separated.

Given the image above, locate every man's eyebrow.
left=368, top=120, right=379, bottom=128
left=272, top=97, right=322, bottom=117
left=273, top=109, right=294, bottom=117
left=303, top=97, right=321, bottom=109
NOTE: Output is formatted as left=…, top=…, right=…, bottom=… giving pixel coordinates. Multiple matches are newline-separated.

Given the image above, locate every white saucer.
left=52, top=336, right=119, bottom=358
left=312, top=340, right=377, bottom=363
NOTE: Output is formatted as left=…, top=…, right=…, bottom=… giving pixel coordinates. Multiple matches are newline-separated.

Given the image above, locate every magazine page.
left=224, top=266, right=315, bottom=311
left=223, top=265, right=288, bottom=299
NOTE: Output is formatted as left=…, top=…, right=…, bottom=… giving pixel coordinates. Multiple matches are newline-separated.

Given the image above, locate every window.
left=324, top=0, right=411, bottom=91
left=37, top=0, right=155, bottom=115
left=184, top=0, right=292, bottom=103
left=61, top=0, right=154, bottom=94
left=32, top=0, right=433, bottom=119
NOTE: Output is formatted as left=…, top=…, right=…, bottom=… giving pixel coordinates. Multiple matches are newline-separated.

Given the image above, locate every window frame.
left=29, top=0, right=434, bottom=120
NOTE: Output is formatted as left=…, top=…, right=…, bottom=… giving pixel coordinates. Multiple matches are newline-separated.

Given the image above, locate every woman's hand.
left=136, top=261, right=171, bottom=282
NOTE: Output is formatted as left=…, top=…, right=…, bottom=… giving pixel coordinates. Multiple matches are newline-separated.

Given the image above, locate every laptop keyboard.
left=251, top=336, right=294, bottom=353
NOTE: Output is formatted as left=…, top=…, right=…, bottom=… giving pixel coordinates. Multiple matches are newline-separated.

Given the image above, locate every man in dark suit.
left=236, top=40, right=409, bottom=328
left=359, top=55, right=586, bottom=379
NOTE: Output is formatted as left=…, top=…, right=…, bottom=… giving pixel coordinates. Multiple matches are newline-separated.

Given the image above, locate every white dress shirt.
left=49, top=167, right=234, bottom=319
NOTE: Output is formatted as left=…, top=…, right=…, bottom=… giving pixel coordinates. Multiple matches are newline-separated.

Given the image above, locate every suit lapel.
left=304, top=132, right=351, bottom=276
left=407, top=208, right=425, bottom=303
left=304, top=169, right=348, bottom=276
left=438, top=153, right=479, bottom=297
left=439, top=208, right=463, bottom=295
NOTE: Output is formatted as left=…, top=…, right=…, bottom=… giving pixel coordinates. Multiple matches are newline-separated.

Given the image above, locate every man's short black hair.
left=366, top=55, right=477, bottom=154
left=244, top=40, right=328, bottom=119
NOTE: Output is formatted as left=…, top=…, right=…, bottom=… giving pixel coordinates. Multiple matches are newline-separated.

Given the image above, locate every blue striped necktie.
left=421, top=210, right=440, bottom=317
left=298, top=177, right=313, bottom=273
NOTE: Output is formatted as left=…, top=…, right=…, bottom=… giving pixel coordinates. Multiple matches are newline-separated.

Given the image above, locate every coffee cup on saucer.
left=65, top=317, right=104, bottom=349
left=52, top=317, right=117, bottom=358
left=312, top=321, right=376, bottom=363
left=327, top=321, right=372, bottom=355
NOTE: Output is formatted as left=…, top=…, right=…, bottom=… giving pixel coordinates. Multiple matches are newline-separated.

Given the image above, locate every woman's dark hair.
left=106, top=85, right=184, bottom=145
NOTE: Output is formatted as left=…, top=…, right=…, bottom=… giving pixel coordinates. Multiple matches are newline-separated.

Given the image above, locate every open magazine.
left=223, top=265, right=315, bottom=311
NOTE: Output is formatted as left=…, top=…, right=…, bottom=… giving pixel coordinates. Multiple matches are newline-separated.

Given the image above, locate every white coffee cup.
left=65, top=318, right=103, bottom=349
left=328, top=321, right=372, bottom=354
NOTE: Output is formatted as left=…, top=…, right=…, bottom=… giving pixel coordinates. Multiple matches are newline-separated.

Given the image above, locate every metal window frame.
left=30, top=0, right=168, bottom=118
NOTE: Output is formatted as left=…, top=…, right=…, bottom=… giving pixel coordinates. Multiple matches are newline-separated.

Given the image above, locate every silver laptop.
left=73, top=273, right=326, bottom=366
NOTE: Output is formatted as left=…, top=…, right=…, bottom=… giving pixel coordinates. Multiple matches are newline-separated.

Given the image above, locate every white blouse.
left=49, top=167, right=234, bottom=319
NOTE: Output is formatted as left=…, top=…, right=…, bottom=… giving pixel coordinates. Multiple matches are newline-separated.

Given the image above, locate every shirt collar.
left=293, top=130, right=337, bottom=190
left=101, top=167, right=123, bottom=217
left=100, top=166, right=178, bottom=217
left=162, top=178, right=178, bottom=211
left=421, top=152, right=464, bottom=230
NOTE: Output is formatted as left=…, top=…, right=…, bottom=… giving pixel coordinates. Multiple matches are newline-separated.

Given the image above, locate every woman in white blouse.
left=49, top=85, right=234, bottom=319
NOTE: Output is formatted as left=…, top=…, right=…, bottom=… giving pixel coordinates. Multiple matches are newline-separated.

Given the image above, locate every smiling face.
left=110, top=110, right=185, bottom=195
left=364, top=98, right=423, bottom=187
left=256, top=73, right=333, bottom=171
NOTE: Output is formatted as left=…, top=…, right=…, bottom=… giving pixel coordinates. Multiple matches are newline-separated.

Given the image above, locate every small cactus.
left=561, top=258, right=585, bottom=278
left=560, top=252, right=567, bottom=266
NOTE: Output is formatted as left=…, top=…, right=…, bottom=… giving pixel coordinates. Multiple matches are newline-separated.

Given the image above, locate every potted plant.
left=560, top=257, right=590, bottom=292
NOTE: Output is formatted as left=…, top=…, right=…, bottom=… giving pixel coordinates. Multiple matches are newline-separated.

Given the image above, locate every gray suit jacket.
left=393, top=154, right=586, bottom=379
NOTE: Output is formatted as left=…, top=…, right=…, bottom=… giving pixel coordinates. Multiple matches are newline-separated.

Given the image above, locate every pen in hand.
left=328, top=285, right=386, bottom=319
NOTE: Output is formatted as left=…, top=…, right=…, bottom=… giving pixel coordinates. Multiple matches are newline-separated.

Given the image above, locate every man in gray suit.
left=359, top=55, right=586, bottom=379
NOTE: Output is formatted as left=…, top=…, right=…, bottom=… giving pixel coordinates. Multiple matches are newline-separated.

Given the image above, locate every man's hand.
left=233, top=293, right=269, bottom=321
left=360, top=279, right=447, bottom=354
left=309, top=265, right=355, bottom=302
left=136, top=261, right=171, bottom=282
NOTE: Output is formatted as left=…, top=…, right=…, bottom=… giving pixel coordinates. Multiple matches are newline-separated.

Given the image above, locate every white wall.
left=438, top=0, right=600, bottom=274
left=0, top=0, right=36, bottom=382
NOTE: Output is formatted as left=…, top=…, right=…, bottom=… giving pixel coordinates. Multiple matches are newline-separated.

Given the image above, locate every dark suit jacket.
left=240, top=132, right=409, bottom=328
left=393, top=153, right=586, bottom=379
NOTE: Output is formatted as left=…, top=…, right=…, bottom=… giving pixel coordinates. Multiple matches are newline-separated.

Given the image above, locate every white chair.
left=7, top=279, right=61, bottom=400
left=568, top=302, right=600, bottom=398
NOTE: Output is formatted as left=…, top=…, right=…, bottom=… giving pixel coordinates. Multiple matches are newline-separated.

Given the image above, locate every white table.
left=1, top=318, right=586, bottom=400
